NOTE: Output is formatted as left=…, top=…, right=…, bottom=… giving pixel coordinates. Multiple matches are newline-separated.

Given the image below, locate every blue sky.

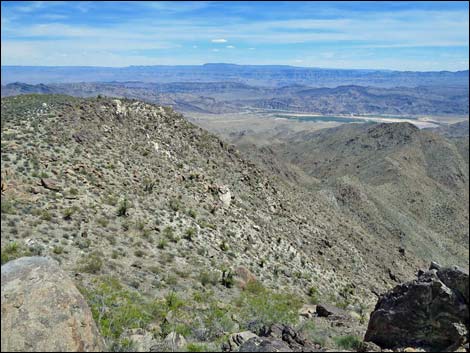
left=1, top=1, right=469, bottom=70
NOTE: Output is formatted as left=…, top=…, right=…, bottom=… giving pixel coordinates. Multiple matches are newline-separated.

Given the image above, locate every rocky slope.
left=264, top=122, right=469, bottom=270
left=1, top=94, right=466, bottom=351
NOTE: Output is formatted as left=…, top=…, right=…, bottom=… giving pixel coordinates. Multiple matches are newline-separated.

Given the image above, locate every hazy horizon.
left=1, top=63, right=469, bottom=73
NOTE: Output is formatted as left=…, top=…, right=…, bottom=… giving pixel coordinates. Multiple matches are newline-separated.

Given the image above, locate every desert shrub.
left=52, top=245, right=64, bottom=254
left=199, top=270, right=219, bottom=287
left=97, top=217, right=109, bottom=227
left=162, top=226, right=177, bottom=242
left=219, top=241, right=229, bottom=252
left=333, top=335, right=362, bottom=350
left=116, top=198, right=130, bottom=217
left=308, top=286, right=320, bottom=304
left=186, top=343, right=209, bottom=352
left=134, top=249, right=146, bottom=257
left=1, top=198, right=15, bottom=214
left=221, top=269, right=234, bottom=288
left=184, top=227, right=196, bottom=241
left=80, top=276, right=165, bottom=347
left=202, top=301, right=237, bottom=338
left=1, top=241, right=31, bottom=265
left=157, top=238, right=168, bottom=249
left=79, top=251, right=104, bottom=274
left=168, top=198, right=181, bottom=212
left=237, top=282, right=302, bottom=331
left=63, top=206, right=78, bottom=220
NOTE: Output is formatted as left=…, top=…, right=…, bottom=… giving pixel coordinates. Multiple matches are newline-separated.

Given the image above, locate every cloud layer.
left=1, top=1, right=468, bottom=70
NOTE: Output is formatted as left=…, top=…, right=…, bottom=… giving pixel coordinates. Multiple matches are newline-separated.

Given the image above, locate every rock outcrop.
left=1, top=257, right=104, bottom=352
left=364, top=263, right=469, bottom=350
left=234, top=324, right=321, bottom=352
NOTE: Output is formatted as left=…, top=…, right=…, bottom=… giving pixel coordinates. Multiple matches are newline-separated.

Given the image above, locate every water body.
left=274, top=114, right=371, bottom=123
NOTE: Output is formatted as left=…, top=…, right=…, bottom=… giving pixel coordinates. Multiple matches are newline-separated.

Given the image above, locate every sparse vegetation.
left=78, top=251, right=103, bottom=274
left=333, top=335, right=362, bottom=351
left=1, top=241, right=31, bottom=265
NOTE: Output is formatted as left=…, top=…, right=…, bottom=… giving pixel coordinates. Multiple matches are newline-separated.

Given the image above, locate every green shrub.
left=63, top=207, right=78, bottom=220
left=116, top=198, right=130, bottom=217
left=219, top=241, right=229, bottom=252
left=80, top=276, right=165, bottom=341
left=184, top=227, right=196, bottom=241
left=97, top=217, right=109, bottom=227
left=333, top=335, right=362, bottom=350
left=157, top=238, right=168, bottom=249
left=308, top=286, right=320, bottom=304
left=165, top=291, right=184, bottom=311
left=1, top=241, right=31, bottom=265
left=134, top=249, right=146, bottom=257
left=79, top=252, right=103, bottom=274
left=186, top=343, right=209, bottom=352
left=199, top=270, right=219, bottom=287
left=169, top=198, right=181, bottom=212
left=1, top=198, right=15, bottom=214
left=162, top=226, right=177, bottom=242
left=221, top=269, right=234, bottom=288
left=237, top=282, right=302, bottom=331
left=53, top=245, right=64, bottom=254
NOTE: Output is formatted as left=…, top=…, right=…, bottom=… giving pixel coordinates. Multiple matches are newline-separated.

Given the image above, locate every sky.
left=1, top=1, right=469, bottom=71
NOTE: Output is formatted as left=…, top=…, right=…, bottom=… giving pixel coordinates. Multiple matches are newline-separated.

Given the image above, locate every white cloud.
left=211, top=48, right=220, bottom=52
left=211, top=38, right=227, bottom=43
left=226, top=45, right=235, bottom=49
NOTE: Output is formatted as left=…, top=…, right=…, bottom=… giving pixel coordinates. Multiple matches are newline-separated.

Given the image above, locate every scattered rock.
left=365, top=263, right=469, bottom=350
left=150, top=331, right=186, bottom=352
left=316, top=304, right=348, bottom=318
left=358, top=341, right=382, bottom=352
left=1, top=257, right=104, bottom=352
left=298, top=304, right=316, bottom=318
left=40, top=178, right=61, bottom=191
left=120, top=328, right=157, bottom=352
left=219, top=185, right=232, bottom=208
left=226, top=331, right=258, bottom=351
left=238, top=336, right=293, bottom=352
left=257, top=324, right=320, bottom=352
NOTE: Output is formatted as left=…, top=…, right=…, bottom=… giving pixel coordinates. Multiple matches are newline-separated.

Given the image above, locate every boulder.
left=226, top=331, right=258, bottom=351
left=40, top=178, right=61, bottom=191
left=150, top=332, right=186, bottom=352
left=316, top=304, right=348, bottom=318
left=298, top=304, right=316, bottom=318
left=257, top=324, right=320, bottom=352
left=119, top=328, right=157, bottom=352
left=1, top=257, right=104, bottom=352
left=364, top=264, right=469, bottom=350
left=238, top=336, right=293, bottom=352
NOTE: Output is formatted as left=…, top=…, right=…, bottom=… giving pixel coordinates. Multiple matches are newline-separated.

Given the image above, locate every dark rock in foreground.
left=236, top=324, right=322, bottom=352
left=364, top=263, right=469, bottom=350
left=1, top=257, right=104, bottom=352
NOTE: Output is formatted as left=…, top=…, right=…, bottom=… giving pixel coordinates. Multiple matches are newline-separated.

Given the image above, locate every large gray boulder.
left=1, top=257, right=104, bottom=352
left=364, top=263, right=469, bottom=350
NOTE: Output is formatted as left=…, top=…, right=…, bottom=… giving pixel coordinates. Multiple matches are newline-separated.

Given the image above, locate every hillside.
left=1, top=94, right=440, bottom=350
left=266, top=122, right=469, bottom=269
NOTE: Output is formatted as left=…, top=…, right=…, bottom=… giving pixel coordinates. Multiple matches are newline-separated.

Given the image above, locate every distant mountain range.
left=2, top=81, right=468, bottom=116
left=2, top=64, right=468, bottom=88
